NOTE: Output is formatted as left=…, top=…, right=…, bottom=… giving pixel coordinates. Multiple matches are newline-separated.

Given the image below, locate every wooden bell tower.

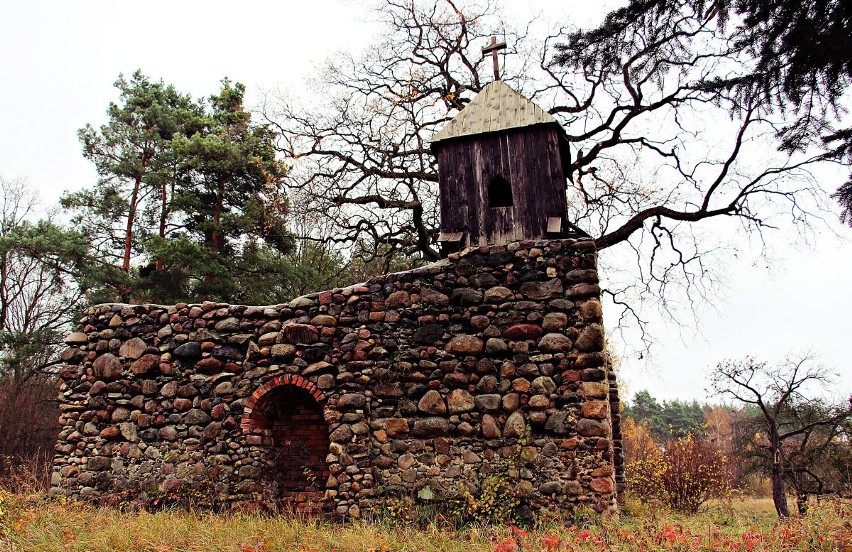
left=430, top=67, right=572, bottom=254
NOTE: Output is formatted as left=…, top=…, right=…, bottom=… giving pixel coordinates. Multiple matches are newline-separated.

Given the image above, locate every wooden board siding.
left=436, top=125, right=567, bottom=247
left=512, top=125, right=567, bottom=238
left=438, top=139, right=475, bottom=243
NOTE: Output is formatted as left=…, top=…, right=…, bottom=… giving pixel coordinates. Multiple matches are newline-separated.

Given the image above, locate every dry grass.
left=0, top=455, right=51, bottom=497
left=1, top=491, right=849, bottom=552
left=2, top=501, right=489, bottom=552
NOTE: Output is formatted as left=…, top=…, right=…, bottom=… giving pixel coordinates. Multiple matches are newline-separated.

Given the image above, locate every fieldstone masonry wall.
left=52, top=238, right=624, bottom=518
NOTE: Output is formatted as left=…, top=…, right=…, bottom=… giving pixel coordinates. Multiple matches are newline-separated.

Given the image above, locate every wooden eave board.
left=547, top=217, right=562, bottom=233
left=431, top=81, right=559, bottom=145
left=438, top=231, right=464, bottom=242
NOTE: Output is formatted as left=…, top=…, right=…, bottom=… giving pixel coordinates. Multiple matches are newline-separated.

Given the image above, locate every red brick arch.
left=240, top=374, right=330, bottom=513
left=241, top=374, right=326, bottom=433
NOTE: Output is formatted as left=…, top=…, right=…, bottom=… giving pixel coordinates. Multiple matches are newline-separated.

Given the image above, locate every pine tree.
left=64, top=74, right=304, bottom=304
left=167, top=79, right=292, bottom=302
left=63, top=71, right=202, bottom=300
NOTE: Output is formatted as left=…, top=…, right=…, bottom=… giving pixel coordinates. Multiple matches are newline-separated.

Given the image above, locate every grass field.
left=1, top=491, right=850, bottom=552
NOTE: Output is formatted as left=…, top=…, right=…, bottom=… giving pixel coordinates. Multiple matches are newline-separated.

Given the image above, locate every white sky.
left=0, top=0, right=849, bottom=403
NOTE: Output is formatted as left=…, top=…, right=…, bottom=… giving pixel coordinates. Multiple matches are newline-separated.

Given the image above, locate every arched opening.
left=244, top=378, right=330, bottom=513
left=488, top=174, right=513, bottom=207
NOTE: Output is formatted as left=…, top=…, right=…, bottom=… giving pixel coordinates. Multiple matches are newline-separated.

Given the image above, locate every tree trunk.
left=212, top=177, right=225, bottom=252
left=156, top=178, right=167, bottom=271
left=770, top=431, right=790, bottom=518
left=203, top=177, right=226, bottom=285
left=123, top=174, right=143, bottom=272
left=0, top=250, right=8, bottom=330
left=796, top=491, right=808, bottom=515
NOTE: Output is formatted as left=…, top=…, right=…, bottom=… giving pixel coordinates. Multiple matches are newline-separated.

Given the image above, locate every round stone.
left=310, top=314, right=338, bottom=326
left=173, top=342, right=202, bottom=359
left=484, top=286, right=513, bottom=302
left=93, top=353, right=122, bottom=381
left=503, top=411, right=526, bottom=438
left=65, top=332, right=89, bottom=345
left=538, top=333, right=573, bottom=353
left=419, top=287, right=449, bottom=306
left=575, top=324, right=605, bottom=352
left=130, top=354, right=159, bottom=375
left=418, top=390, right=447, bottom=414
left=577, top=418, right=610, bottom=437
left=470, top=315, right=491, bottom=331
left=451, top=287, right=483, bottom=305
left=445, top=335, right=484, bottom=355
left=447, top=389, right=475, bottom=413
left=542, top=312, right=568, bottom=332
left=531, top=376, right=556, bottom=395
left=481, top=414, right=501, bottom=438
left=214, top=317, right=240, bottom=332
left=520, top=279, right=563, bottom=300
left=385, top=290, right=410, bottom=308
left=485, top=338, right=508, bottom=354
left=503, top=324, right=543, bottom=340
left=474, top=394, right=501, bottom=413
left=184, top=409, right=211, bottom=425
left=412, top=417, right=449, bottom=437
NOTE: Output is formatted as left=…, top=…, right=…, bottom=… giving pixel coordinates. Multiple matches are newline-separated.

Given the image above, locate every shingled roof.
left=431, top=81, right=560, bottom=146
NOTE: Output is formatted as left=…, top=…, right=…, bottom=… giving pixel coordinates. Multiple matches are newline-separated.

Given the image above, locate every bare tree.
left=0, top=176, right=83, bottom=460
left=780, top=400, right=852, bottom=512
left=710, top=356, right=851, bottom=518
left=263, top=0, right=838, bottom=344
left=264, top=0, right=532, bottom=263
left=0, top=177, right=81, bottom=380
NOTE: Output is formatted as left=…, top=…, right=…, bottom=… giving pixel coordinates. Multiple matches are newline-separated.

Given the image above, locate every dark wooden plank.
left=545, top=127, right=568, bottom=217
left=471, top=139, right=488, bottom=245
left=522, top=126, right=566, bottom=236
left=437, top=123, right=570, bottom=247
left=438, top=141, right=477, bottom=245
left=437, top=147, right=464, bottom=233
left=472, top=133, right=491, bottom=245
left=508, top=128, right=538, bottom=239
left=457, top=140, right=476, bottom=246
left=534, top=127, right=556, bottom=234
left=504, top=130, right=527, bottom=240
left=477, top=130, right=514, bottom=244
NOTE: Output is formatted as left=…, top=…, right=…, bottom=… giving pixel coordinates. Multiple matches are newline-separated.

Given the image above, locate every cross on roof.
left=482, top=36, right=507, bottom=81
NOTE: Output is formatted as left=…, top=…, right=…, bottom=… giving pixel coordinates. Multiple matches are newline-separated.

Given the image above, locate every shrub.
left=381, top=496, right=417, bottom=526
left=626, top=434, right=732, bottom=513
left=0, top=377, right=60, bottom=461
left=0, top=489, right=7, bottom=528
left=448, top=474, right=519, bottom=526
left=0, top=453, right=52, bottom=495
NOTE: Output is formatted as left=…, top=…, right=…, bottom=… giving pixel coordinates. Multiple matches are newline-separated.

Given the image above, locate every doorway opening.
left=245, top=377, right=330, bottom=514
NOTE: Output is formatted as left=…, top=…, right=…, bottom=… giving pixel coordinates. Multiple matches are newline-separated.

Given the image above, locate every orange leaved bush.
left=626, top=434, right=733, bottom=513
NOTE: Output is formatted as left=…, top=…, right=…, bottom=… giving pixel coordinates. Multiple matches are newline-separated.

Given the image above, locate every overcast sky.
left=1, top=0, right=849, bottom=403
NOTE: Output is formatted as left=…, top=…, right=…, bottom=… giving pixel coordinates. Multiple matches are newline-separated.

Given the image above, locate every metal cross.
left=482, top=36, right=507, bottom=81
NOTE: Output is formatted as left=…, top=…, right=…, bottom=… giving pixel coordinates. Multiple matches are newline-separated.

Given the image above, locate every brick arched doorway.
left=243, top=376, right=330, bottom=513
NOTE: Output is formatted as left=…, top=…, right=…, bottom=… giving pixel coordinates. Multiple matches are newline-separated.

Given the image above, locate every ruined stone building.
left=51, top=80, right=624, bottom=518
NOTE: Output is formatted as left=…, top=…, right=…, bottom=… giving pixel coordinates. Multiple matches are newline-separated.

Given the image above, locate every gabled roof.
left=431, top=81, right=560, bottom=146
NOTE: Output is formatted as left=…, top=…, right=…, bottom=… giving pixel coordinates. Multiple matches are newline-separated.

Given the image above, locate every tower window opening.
left=488, top=174, right=513, bottom=207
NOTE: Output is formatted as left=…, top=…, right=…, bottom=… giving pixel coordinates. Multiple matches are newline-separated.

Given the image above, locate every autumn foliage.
left=620, top=416, right=659, bottom=464
left=626, top=433, right=732, bottom=513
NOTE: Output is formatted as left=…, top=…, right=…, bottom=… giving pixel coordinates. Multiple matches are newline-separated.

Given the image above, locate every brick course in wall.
left=52, top=238, right=624, bottom=518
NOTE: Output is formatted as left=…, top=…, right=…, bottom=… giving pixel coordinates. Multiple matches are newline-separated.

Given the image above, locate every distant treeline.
left=622, top=390, right=709, bottom=441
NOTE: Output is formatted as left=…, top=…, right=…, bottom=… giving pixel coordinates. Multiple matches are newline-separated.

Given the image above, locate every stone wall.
left=52, top=238, right=623, bottom=518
